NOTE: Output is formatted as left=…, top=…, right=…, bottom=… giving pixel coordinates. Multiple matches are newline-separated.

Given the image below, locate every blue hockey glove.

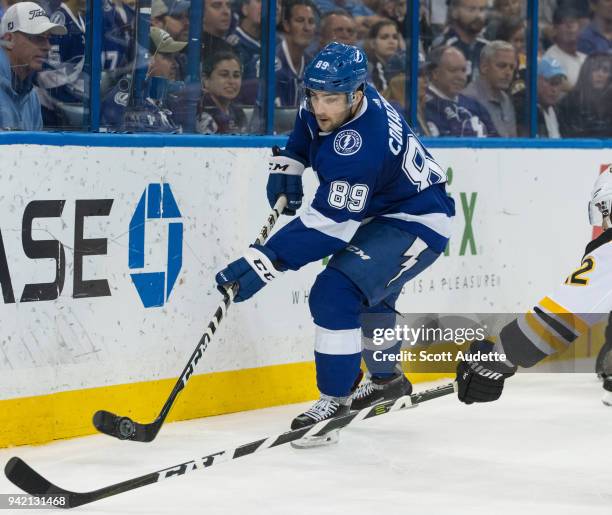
left=266, top=146, right=306, bottom=216
left=215, top=244, right=284, bottom=302
left=456, top=340, right=516, bottom=404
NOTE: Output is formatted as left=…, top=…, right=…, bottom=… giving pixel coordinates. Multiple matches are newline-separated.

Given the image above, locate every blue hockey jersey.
left=38, top=2, right=131, bottom=105
left=424, top=85, right=499, bottom=137
left=226, top=26, right=260, bottom=80
left=274, top=38, right=310, bottom=107
left=266, top=84, right=456, bottom=271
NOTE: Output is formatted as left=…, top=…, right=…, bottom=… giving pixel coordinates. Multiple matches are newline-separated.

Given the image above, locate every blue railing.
left=2, top=0, right=612, bottom=147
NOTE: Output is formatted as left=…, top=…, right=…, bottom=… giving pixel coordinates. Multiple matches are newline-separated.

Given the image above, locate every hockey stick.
left=5, top=382, right=457, bottom=509
left=92, top=195, right=288, bottom=442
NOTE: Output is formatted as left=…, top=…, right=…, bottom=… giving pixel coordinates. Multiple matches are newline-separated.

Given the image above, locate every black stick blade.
left=5, top=457, right=73, bottom=508
left=93, top=410, right=159, bottom=442
left=92, top=410, right=122, bottom=438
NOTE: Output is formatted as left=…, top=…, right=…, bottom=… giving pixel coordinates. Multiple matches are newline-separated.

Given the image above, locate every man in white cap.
left=0, top=1, right=66, bottom=130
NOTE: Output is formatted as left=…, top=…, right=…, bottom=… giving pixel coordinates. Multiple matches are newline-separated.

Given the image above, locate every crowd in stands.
left=0, top=0, right=610, bottom=137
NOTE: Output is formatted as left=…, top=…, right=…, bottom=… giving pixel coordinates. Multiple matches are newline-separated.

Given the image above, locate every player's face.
left=7, top=31, right=51, bottom=76
left=242, top=0, right=261, bottom=26
left=482, top=49, right=516, bottom=91
left=308, top=90, right=352, bottom=132
left=454, top=0, right=487, bottom=35
left=164, top=13, right=190, bottom=42
left=372, top=23, right=399, bottom=61
left=284, top=5, right=316, bottom=49
left=204, top=0, right=232, bottom=37
left=204, top=58, right=242, bottom=102
left=321, top=14, right=357, bottom=46
left=433, top=49, right=467, bottom=97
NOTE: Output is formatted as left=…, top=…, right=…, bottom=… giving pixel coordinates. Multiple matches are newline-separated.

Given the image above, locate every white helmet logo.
left=354, top=50, right=364, bottom=63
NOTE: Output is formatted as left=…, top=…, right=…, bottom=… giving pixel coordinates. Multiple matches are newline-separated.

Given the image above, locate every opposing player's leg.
left=597, top=312, right=612, bottom=405
left=328, top=220, right=443, bottom=410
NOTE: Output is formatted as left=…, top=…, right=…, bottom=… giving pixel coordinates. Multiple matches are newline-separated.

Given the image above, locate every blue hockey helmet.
left=303, top=42, right=368, bottom=96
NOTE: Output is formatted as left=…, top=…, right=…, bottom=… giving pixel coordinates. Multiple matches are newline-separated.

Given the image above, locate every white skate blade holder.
left=291, top=394, right=418, bottom=449
left=291, top=429, right=340, bottom=449
left=602, top=390, right=612, bottom=406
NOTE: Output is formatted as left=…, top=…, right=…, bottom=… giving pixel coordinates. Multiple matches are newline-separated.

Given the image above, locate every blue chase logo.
left=128, top=183, right=183, bottom=308
left=333, top=130, right=362, bottom=156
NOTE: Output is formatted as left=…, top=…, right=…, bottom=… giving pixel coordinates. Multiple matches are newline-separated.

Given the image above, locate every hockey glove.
left=456, top=340, right=516, bottom=404
left=215, top=244, right=284, bottom=302
left=266, top=146, right=305, bottom=216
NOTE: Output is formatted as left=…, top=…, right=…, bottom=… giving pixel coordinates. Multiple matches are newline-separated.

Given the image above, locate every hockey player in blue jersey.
left=216, top=43, right=455, bottom=443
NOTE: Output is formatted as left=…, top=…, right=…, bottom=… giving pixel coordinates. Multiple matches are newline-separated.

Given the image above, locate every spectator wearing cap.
left=544, top=7, right=586, bottom=89
left=318, top=9, right=357, bottom=48
left=578, top=0, right=612, bottom=55
left=226, top=0, right=262, bottom=80
left=463, top=40, right=517, bottom=137
left=100, top=27, right=186, bottom=132
left=151, top=0, right=190, bottom=42
left=432, top=0, right=489, bottom=82
left=197, top=50, right=247, bottom=134
left=0, top=2, right=66, bottom=130
left=558, top=52, right=612, bottom=138
left=424, top=45, right=498, bottom=137
left=517, top=56, right=566, bottom=138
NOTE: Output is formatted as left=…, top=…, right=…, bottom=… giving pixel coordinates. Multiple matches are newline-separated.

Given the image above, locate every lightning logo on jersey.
left=387, top=238, right=429, bottom=287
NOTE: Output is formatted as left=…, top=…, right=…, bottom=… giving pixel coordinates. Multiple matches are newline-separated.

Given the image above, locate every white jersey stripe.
left=381, top=211, right=454, bottom=238
left=300, top=205, right=361, bottom=243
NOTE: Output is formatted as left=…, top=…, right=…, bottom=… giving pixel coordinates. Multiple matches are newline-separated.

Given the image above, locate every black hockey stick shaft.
left=5, top=382, right=457, bottom=509
left=93, top=196, right=288, bottom=442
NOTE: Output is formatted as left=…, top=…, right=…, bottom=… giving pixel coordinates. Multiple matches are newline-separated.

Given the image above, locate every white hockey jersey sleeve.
left=497, top=231, right=612, bottom=368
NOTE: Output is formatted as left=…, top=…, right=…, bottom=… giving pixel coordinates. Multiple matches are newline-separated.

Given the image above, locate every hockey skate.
left=350, top=368, right=413, bottom=411
left=290, top=395, right=351, bottom=449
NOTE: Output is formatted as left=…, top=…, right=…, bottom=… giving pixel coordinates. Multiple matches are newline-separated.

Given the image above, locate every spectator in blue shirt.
left=226, top=0, right=261, bottom=79
left=577, top=0, right=612, bottom=55
left=424, top=45, right=498, bottom=137
left=0, top=2, right=66, bottom=130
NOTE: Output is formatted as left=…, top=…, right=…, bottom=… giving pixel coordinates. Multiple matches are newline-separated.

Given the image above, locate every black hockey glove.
left=456, top=340, right=516, bottom=404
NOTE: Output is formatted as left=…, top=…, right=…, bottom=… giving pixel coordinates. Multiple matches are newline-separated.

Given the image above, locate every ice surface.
left=1, top=375, right=611, bottom=514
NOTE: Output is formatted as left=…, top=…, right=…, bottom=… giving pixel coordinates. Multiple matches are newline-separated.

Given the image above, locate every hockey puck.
left=116, top=417, right=136, bottom=439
